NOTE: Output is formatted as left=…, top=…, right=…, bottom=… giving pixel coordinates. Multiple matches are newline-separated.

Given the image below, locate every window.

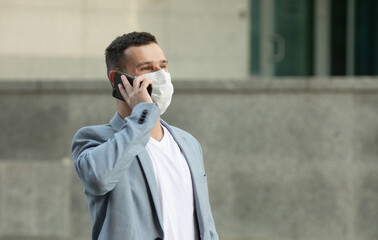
left=250, top=0, right=378, bottom=77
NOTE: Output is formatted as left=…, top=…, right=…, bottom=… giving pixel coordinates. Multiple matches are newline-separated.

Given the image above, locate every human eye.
left=140, top=66, right=152, bottom=71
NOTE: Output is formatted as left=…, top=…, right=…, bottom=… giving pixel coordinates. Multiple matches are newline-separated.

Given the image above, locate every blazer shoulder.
left=73, top=123, right=116, bottom=142
left=169, top=125, right=199, bottom=143
left=168, top=125, right=203, bottom=155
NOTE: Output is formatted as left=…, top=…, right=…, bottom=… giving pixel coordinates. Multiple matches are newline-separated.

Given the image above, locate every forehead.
left=124, top=43, right=166, bottom=66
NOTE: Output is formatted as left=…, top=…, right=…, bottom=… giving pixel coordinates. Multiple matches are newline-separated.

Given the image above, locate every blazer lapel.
left=137, top=150, right=164, bottom=234
left=161, top=121, right=206, bottom=235
left=110, top=113, right=164, bottom=234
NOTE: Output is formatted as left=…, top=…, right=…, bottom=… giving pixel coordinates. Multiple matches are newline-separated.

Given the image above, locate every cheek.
left=135, top=70, right=149, bottom=76
left=132, top=69, right=145, bottom=76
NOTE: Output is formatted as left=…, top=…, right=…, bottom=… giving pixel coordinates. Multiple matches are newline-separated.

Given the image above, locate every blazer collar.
left=161, top=119, right=203, bottom=178
left=109, top=112, right=164, bottom=232
left=137, top=151, right=164, bottom=235
left=160, top=120, right=206, bottom=235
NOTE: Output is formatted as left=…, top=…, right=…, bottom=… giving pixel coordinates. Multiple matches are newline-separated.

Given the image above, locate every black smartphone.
left=112, top=71, right=152, bottom=101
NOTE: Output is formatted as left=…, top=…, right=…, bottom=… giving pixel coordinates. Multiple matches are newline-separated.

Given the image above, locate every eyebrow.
left=135, top=60, right=168, bottom=68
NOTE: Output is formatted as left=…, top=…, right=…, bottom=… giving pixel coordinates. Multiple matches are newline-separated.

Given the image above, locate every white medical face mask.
left=141, top=69, right=174, bottom=115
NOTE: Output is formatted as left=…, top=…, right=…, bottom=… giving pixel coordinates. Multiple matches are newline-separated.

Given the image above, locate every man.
left=71, top=32, right=218, bottom=240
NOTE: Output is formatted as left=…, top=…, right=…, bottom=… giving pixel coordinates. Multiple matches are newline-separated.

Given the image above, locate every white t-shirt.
left=145, top=125, right=199, bottom=240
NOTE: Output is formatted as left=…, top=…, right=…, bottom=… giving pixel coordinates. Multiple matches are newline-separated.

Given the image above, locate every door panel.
left=274, top=0, right=314, bottom=76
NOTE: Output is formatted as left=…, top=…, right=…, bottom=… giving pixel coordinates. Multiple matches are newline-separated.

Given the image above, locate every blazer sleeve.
left=71, top=103, right=160, bottom=196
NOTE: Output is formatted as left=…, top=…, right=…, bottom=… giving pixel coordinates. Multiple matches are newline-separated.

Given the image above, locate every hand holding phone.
left=112, top=71, right=152, bottom=101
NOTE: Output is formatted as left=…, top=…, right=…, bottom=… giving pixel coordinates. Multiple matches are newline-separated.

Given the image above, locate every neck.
left=117, top=100, right=164, bottom=141
left=150, top=120, right=164, bottom=141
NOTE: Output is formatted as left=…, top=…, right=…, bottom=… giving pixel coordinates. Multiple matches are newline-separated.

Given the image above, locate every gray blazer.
left=71, top=103, right=218, bottom=240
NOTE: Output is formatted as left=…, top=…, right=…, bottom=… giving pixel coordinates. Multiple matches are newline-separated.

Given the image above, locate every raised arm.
left=71, top=103, right=159, bottom=196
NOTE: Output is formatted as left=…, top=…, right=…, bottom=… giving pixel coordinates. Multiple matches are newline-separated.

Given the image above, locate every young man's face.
left=123, top=43, right=168, bottom=76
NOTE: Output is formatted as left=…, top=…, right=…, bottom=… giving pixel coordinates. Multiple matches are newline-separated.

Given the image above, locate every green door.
left=274, top=0, right=313, bottom=76
left=354, top=0, right=378, bottom=75
left=250, top=0, right=314, bottom=76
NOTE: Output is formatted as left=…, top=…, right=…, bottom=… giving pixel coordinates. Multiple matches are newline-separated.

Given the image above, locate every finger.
left=140, top=78, right=153, bottom=90
left=133, top=76, right=146, bottom=91
left=121, top=75, right=132, bottom=93
left=118, top=83, right=129, bottom=99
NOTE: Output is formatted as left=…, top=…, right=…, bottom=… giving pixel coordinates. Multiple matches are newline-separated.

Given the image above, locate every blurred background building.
left=0, top=0, right=377, bottom=239
left=250, top=0, right=377, bottom=77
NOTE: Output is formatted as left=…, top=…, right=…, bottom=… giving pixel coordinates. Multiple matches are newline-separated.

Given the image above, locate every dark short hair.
left=105, top=31, right=157, bottom=76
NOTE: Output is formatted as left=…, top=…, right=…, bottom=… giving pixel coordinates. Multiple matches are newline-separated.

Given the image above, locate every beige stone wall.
left=0, top=0, right=249, bottom=81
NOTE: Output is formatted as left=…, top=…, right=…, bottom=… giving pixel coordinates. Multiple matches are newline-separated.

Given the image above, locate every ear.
left=108, top=70, right=118, bottom=87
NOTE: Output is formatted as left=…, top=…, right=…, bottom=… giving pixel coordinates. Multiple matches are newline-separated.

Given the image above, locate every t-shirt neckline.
left=149, top=125, right=168, bottom=145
